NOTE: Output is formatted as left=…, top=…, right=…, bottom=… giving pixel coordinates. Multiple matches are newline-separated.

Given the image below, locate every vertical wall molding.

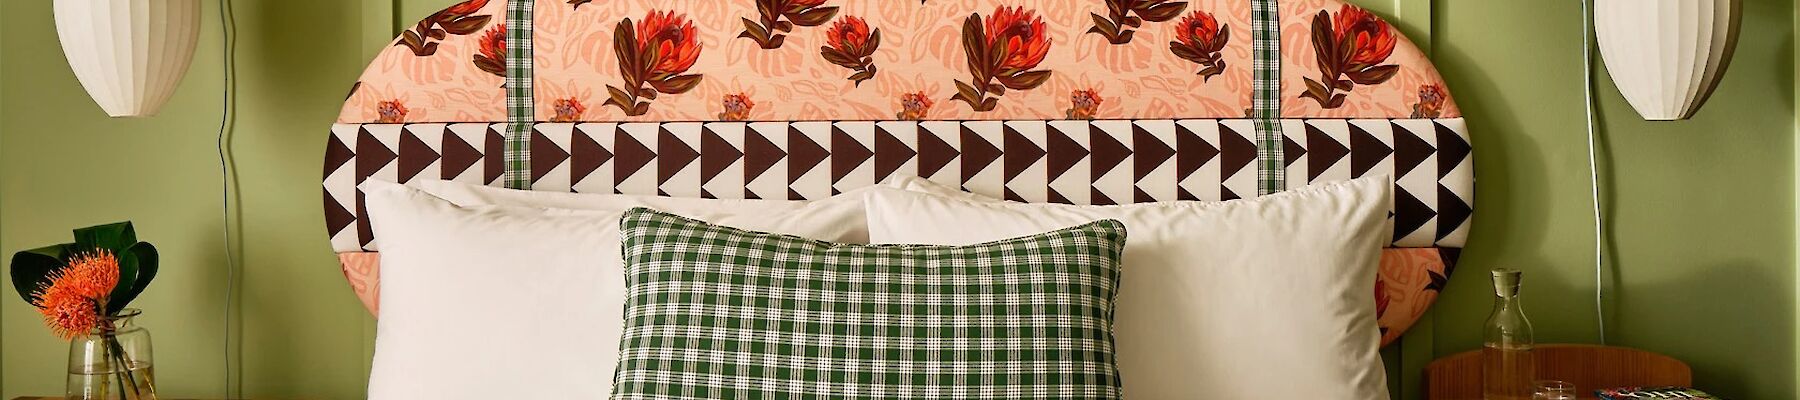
left=358, top=1, right=396, bottom=64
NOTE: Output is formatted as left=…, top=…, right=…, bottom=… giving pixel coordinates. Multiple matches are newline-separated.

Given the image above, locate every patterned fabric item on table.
left=613, top=208, right=1128, bottom=400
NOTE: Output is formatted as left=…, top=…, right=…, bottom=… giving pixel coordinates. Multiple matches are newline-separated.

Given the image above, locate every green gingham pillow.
left=614, top=208, right=1128, bottom=400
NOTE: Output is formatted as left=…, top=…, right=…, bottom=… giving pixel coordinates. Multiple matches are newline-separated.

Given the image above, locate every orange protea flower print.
left=1332, top=4, right=1396, bottom=67
left=1066, top=89, right=1104, bottom=120
left=472, top=24, right=506, bottom=78
left=718, top=93, right=756, bottom=121
left=1176, top=11, right=1220, bottom=49
left=478, top=26, right=504, bottom=62
left=825, top=16, right=871, bottom=54
left=375, top=100, right=408, bottom=123
left=637, top=10, right=702, bottom=76
left=606, top=11, right=705, bottom=116
left=953, top=7, right=1053, bottom=112
left=1170, top=10, right=1229, bottom=80
left=551, top=98, right=587, bottom=122
left=33, top=250, right=120, bottom=340
left=1300, top=4, right=1400, bottom=109
left=985, top=6, right=1050, bottom=71
left=819, top=16, right=881, bottom=85
left=897, top=91, right=935, bottom=120
left=444, top=0, right=489, bottom=16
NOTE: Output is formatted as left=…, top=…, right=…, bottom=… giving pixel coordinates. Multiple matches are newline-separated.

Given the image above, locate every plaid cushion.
left=614, top=208, right=1128, bottom=400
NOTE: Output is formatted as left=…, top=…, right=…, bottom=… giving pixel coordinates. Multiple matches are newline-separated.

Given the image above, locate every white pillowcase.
left=863, top=176, right=1394, bottom=400
left=359, top=179, right=872, bottom=400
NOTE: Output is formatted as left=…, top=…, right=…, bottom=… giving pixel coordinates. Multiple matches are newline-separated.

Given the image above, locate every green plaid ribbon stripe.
left=502, top=0, right=534, bottom=190
left=614, top=208, right=1128, bottom=400
left=1251, top=0, right=1285, bottom=196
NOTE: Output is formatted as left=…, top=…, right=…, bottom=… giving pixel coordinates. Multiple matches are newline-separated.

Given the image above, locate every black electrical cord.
left=214, top=0, right=239, bottom=398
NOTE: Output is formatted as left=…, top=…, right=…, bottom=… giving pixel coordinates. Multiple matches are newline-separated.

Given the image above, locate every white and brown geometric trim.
left=323, top=118, right=1472, bottom=252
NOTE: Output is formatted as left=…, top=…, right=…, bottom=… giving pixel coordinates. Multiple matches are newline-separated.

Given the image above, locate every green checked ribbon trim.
left=1251, top=0, right=1284, bottom=196
left=503, top=0, right=534, bottom=190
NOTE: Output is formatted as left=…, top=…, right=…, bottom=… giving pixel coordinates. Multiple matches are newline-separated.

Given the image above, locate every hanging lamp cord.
left=216, top=0, right=240, bottom=397
left=1579, top=0, right=1608, bottom=345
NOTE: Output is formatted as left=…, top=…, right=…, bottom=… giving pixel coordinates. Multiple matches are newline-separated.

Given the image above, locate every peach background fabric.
left=337, top=0, right=1459, bottom=123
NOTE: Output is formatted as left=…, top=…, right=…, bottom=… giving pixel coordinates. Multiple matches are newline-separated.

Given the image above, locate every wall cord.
left=215, top=0, right=239, bottom=398
left=1579, top=0, right=1608, bottom=345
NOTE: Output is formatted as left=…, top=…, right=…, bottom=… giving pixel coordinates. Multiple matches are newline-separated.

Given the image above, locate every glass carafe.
left=67, top=309, right=157, bottom=400
left=1482, top=269, right=1535, bottom=400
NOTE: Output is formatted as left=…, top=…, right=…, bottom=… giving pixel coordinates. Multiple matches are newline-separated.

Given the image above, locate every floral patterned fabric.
left=338, top=0, right=1458, bottom=123
left=329, top=0, right=1471, bottom=347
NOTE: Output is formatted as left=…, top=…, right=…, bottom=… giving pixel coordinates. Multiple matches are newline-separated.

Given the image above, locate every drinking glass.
left=1532, top=380, right=1576, bottom=400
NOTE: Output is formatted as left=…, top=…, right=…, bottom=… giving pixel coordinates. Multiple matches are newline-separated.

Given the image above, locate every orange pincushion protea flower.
left=985, top=6, right=1050, bottom=71
left=33, top=250, right=120, bottom=339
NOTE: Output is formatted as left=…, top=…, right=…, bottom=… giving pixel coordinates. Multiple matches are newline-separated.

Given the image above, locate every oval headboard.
left=323, top=0, right=1470, bottom=346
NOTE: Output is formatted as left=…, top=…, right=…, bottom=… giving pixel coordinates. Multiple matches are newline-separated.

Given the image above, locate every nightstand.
left=1423, top=344, right=1693, bottom=399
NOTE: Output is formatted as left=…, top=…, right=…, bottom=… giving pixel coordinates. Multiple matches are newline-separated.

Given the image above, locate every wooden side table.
left=1423, top=344, right=1693, bottom=399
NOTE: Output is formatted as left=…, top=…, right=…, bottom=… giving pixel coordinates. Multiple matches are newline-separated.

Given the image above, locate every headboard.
left=324, top=0, right=1470, bottom=346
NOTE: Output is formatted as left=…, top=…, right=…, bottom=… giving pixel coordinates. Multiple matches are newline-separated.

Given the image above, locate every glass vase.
left=1482, top=269, right=1535, bottom=400
left=66, top=309, right=157, bottom=400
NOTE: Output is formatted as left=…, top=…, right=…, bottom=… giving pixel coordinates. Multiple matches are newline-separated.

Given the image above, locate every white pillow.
left=863, top=176, right=1394, bottom=400
left=359, top=179, right=871, bottom=400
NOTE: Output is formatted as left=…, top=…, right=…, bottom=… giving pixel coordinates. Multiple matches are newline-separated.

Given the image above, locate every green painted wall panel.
left=1430, top=0, right=1796, bottom=399
left=1, top=0, right=1793, bottom=398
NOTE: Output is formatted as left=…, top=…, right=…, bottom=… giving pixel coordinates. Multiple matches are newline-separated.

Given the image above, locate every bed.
left=322, top=0, right=1472, bottom=398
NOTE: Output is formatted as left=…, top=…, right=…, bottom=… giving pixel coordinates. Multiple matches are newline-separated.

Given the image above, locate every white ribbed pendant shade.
left=1593, top=0, right=1740, bottom=121
left=53, top=0, right=202, bottom=118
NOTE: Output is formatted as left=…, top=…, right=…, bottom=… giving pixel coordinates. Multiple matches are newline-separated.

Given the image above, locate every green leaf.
left=10, top=245, right=67, bottom=306
left=108, top=242, right=157, bottom=314
left=73, top=222, right=135, bottom=253
left=108, top=249, right=138, bottom=315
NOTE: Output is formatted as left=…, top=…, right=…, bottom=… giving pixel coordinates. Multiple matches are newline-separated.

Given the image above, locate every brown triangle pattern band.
left=324, top=119, right=1472, bottom=252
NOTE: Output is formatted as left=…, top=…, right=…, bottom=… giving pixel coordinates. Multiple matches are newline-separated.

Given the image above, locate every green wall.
left=1, top=0, right=1793, bottom=398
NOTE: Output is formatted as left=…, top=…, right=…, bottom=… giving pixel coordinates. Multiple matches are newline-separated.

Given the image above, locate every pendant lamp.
left=53, top=0, right=203, bottom=118
left=1593, top=0, right=1740, bottom=121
